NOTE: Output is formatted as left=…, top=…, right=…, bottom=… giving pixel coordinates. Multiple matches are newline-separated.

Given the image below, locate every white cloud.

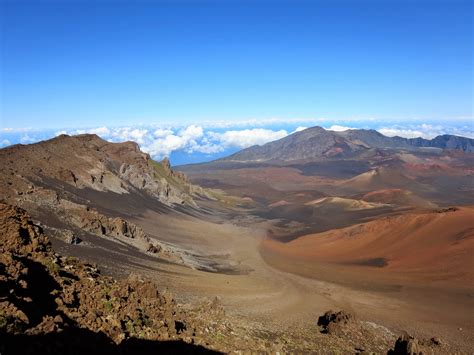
left=20, top=135, right=35, bottom=144
left=377, top=124, right=449, bottom=139
left=45, top=121, right=474, bottom=160
left=129, top=129, right=148, bottom=143
left=327, top=125, right=353, bottom=132
left=88, top=126, right=110, bottom=136
left=1, top=139, right=11, bottom=147
left=110, top=127, right=148, bottom=144
left=161, top=135, right=184, bottom=150
left=3, top=120, right=472, bottom=161
left=55, top=126, right=112, bottom=139
left=450, top=127, right=474, bottom=139
left=179, top=125, right=204, bottom=141
left=378, top=128, right=426, bottom=138
left=209, top=128, right=288, bottom=149
left=153, top=128, right=173, bottom=138
left=141, top=125, right=205, bottom=157
left=140, top=126, right=289, bottom=158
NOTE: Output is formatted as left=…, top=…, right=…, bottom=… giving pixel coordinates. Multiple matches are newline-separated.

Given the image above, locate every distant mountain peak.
left=220, top=126, right=473, bottom=163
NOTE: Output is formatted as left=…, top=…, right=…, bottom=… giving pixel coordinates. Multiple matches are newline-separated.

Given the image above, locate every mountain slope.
left=338, top=166, right=431, bottom=193
left=262, top=207, right=474, bottom=280
left=221, top=127, right=474, bottom=163
left=0, top=202, right=273, bottom=353
left=222, top=126, right=365, bottom=162
left=361, top=189, right=437, bottom=209
left=0, top=134, right=216, bottom=266
left=0, top=134, right=206, bottom=206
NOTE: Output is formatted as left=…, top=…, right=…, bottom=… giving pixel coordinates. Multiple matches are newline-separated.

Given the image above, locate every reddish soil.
left=260, top=207, right=474, bottom=351
left=262, top=207, right=474, bottom=284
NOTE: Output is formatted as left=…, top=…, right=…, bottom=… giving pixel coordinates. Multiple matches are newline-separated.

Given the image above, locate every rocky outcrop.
left=161, top=157, right=188, bottom=182
left=0, top=134, right=207, bottom=207
left=65, top=204, right=164, bottom=255
left=0, top=203, right=268, bottom=354
left=8, top=183, right=165, bottom=258
left=63, top=231, right=82, bottom=245
left=388, top=334, right=422, bottom=355
left=0, top=203, right=52, bottom=257
left=387, top=333, right=443, bottom=355
left=317, top=310, right=355, bottom=335
left=0, top=134, right=213, bottom=267
left=72, top=207, right=147, bottom=239
left=147, top=243, right=161, bottom=254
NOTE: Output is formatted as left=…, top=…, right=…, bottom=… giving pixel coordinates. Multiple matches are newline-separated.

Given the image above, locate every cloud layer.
left=2, top=119, right=473, bottom=162
left=52, top=125, right=292, bottom=158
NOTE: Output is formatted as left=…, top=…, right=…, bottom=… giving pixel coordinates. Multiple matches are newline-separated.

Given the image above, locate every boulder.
left=388, top=333, right=443, bottom=355
left=147, top=243, right=161, bottom=254
left=388, top=333, right=421, bottom=355
left=317, top=310, right=355, bottom=334
left=64, top=231, right=82, bottom=245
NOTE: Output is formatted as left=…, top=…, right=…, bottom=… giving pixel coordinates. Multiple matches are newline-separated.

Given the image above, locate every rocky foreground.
left=0, top=203, right=449, bottom=354
left=0, top=203, right=259, bottom=354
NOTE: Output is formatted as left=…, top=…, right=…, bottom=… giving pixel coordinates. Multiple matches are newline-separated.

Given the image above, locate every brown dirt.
left=1, top=203, right=407, bottom=354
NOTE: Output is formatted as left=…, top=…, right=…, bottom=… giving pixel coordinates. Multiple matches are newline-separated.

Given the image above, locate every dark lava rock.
left=388, top=333, right=421, bottom=355
left=317, top=310, right=354, bottom=334
left=147, top=243, right=161, bottom=254
left=436, top=207, right=459, bottom=213
left=65, top=232, right=82, bottom=245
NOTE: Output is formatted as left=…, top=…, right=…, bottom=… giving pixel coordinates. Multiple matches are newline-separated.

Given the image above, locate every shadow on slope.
left=0, top=330, right=221, bottom=355
left=0, top=257, right=220, bottom=355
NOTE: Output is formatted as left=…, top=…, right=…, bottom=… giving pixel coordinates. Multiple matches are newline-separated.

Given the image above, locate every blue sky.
left=1, top=0, right=472, bottom=128
left=0, top=0, right=472, bottom=164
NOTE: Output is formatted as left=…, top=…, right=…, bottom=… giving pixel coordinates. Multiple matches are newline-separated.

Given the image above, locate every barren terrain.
left=49, top=204, right=474, bottom=353
left=2, top=131, right=473, bottom=353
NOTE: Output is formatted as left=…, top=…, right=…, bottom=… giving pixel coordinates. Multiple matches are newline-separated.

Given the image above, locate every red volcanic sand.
left=262, top=207, right=474, bottom=283
left=402, top=162, right=459, bottom=175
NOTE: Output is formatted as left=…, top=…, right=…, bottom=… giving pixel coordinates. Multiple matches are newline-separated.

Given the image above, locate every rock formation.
left=0, top=134, right=208, bottom=207
left=0, top=203, right=265, bottom=354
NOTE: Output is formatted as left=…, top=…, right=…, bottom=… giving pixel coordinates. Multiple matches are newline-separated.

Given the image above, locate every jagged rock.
left=64, top=231, right=82, bottom=245
left=387, top=333, right=443, bottom=355
left=147, top=243, right=161, bottom=254
left=161, top=157, right=172, bottom=172
left=388, top=333, right=421, bottom=355
left=71, top=207, right=147, bottom=241
left=317, top=310, right=355, bottom=334
left=0, top=134, right=205, bottom=209
left=2, top=204, right=229, bottom=352
left=0, top=203, right=51, bottom=256
left=161, top=157, right=188, bottom=183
